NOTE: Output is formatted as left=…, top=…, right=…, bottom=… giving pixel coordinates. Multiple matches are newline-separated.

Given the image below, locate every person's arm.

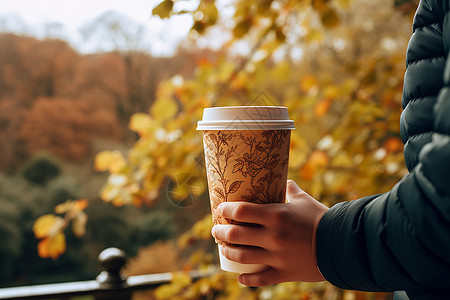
left=211, top=57, right=450, bottom=292
left=315, top=1, right=450, bottom=293
left=316, top=55, right=450, bottom=292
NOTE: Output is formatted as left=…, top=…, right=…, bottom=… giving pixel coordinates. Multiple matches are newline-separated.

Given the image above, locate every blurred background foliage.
left=0, top=0, right=419, bottom=299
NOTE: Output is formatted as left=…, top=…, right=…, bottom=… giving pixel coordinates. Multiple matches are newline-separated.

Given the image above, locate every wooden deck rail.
left=0, top=248, right=218, bottom=300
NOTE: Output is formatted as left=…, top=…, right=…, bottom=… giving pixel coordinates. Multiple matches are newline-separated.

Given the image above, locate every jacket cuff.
left=316, top=195, right=382, bottom=290
left=316, top=201, right=351, bottom=288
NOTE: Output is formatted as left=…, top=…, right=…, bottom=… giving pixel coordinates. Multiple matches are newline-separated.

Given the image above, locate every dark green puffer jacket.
left=316, top=1, right=450, bottom=299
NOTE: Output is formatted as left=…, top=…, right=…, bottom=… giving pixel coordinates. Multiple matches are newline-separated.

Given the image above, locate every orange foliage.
left=19, top=97, right=122, bottom=161
left=314, top=98, right=332, bottom=117
left=0, top=99, right=25, bottom=170
left=37, top=234, right=66, bottom=260
left=124, top=241, right=181, bottom=300
left=0, top=33, right=209, bottom=169
left=383, top=137, right=404, bottom=153
left=124, top=241, right=180, bottom=276
left=299, top=150, right=329, bottom=181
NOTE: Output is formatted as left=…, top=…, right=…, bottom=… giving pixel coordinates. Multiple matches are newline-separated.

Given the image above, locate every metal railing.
left=0, top=248, right=217, bottom=300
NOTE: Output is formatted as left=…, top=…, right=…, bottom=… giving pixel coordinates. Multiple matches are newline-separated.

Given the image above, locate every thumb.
left=286, top=179, right=306, bottom=202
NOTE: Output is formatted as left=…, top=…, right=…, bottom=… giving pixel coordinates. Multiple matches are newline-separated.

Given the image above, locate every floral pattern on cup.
left=202, top=130, right=291, bottom=231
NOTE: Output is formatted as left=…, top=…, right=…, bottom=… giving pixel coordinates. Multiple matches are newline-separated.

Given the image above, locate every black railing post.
left=95, top=247, right=131, bottom=300
left=0, top=246, right=218, bottom=300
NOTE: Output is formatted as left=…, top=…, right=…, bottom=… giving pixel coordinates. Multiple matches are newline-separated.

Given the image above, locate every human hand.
left=211, top=180, right=329, bottom=286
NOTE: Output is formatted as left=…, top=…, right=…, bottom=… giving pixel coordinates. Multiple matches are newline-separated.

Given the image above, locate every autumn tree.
left=19, top=97, right=122, bottom=161
left=33, top=0, right=420, bottom=298
left=91, top=0, right=413, bottom=208
left=0, top=34, right=88, bottom=169
left=0, top=98, right=25, bottom=170
left=86, top=0, right=417, bottom=298
left=0, top=34, right=79, bottom=101
left=78, top=11, right=173, bottom=130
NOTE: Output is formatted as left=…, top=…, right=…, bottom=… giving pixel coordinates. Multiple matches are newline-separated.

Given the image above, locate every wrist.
left=311, top=208, right=328, bottom=281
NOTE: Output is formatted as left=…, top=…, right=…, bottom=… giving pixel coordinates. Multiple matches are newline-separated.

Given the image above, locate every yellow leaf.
left=153, top=283, right=178, bottom=299
left=72, top=212, right=88, bottom=237
left=336, top=0, right=351, bottom=8
left=37, top=233, right=66, bottom=259
left=275, top=27, right=286, bottom=43
left=305, top=28, right=323, bottom=42
left=129, top=113, right=153, bottom=136
left=171, top=272, right=192, bottom=286
left=314, top=98, right=331, bottom=117
left=54, top=199, right=89, bottom=214
left=197, top=1, right=218, bottom=26
left=231, top=72, right=247, bottom=89
left=312, top=0, right=329, bottom=12
left=191, top=214, right=213, bottom=240
left=321, top=7, right=340, bottom=29
left=94, top=150, right=126, bottom=173
left=151, top=98, right=178, bottom=122
left=33, top=214, right=65, bottom=239
left=323, top=85, right=340, bottom=100
left=384, top=137, right=403, bottom=153
left=233, top=18, right=252, bottom=38
left=299, top=150, right=329, bottom=180
left=54, top=200, right=75, bottom=214
left=152, top=0, right=173, bottom=19
left=177, top=231, right=194, bottom=248
left=154, top=273, right=191, bottom=299
left=75, top=199, right=89, bottom=211
left=300, top=75, right=318, bottom=92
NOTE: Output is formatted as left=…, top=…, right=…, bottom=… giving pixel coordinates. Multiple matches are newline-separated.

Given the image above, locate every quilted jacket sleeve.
left=315, top=1, right=450, bottom=295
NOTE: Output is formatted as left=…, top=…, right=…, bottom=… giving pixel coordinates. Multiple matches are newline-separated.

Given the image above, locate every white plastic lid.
left=196, top=106, right=295, bottom=130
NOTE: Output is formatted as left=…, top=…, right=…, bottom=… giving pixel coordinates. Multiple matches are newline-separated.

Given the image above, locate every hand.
left=211, top=180, right=329, bottom=287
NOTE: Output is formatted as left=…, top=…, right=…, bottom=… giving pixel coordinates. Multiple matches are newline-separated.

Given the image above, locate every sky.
left=0, top=0, right=195, bottom=55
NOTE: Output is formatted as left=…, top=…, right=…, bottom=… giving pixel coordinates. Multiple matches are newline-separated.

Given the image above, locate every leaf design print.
left=228, top=181, right=243, bottom=194
left=233, top=130, right=290, bottom=204
left=213, top=187, right=225, bottom=201
left=204, top=131, right=242, bottom=204
left=204, top=129, right=289, bottom=227
left=211, top=194, right=221, bottom=210
left=208, top=133, right=218, bottom=144
left=232, top=157, right=245, bottom=173
left=218, top=178, right=228, bottom=186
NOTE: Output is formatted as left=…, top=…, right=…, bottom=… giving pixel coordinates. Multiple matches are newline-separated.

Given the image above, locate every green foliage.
left=21, top=153, right=61, bottom=186
left=0, top=171, right=95, bottom=285
left=130, top=211, right=177, bottom=253
left=0, top=167, right=179, bottom=285
left=0, top=200, right=22, bottom=282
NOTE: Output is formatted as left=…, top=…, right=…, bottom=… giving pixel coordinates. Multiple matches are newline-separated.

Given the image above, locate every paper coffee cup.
left=197, top=106, right=294, bottom=273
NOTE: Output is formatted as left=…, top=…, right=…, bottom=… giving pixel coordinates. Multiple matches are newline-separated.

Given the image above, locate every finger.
left=217, top=201, right=279, bottom=225
left=220, top=244, right=269, bottom=265
left=239, top=268, right=283, bottom=287
left=212, top=224, right=267, bottom=247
